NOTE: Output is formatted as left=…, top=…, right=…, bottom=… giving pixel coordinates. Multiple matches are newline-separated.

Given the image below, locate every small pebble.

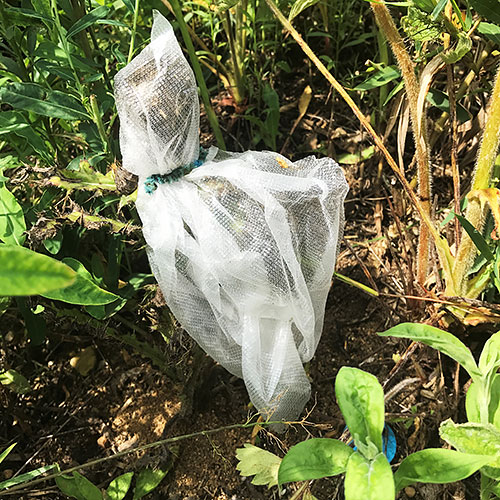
left=405, top=486, right=416, bottom=497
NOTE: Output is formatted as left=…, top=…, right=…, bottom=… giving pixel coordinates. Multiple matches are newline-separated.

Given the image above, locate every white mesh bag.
left=115, top=11, right=349, bottom=421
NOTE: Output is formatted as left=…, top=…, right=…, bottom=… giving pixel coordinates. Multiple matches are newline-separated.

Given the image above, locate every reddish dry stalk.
left=371, top=3, right=432, bottom=288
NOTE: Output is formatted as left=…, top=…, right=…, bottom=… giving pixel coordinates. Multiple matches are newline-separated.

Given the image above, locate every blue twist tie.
left=144, top=147, right=208, bottom=194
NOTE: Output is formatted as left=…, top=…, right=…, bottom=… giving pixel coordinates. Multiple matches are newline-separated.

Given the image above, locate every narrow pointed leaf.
left=0, top=83, right=89, bottom=120
left=378, top=323, right=481, bottom=380
left=66, top=6, right=110, bottom=39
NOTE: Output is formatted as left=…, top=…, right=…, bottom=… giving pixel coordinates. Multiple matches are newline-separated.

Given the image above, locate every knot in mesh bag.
left=115, top=11, right=349, bottom=421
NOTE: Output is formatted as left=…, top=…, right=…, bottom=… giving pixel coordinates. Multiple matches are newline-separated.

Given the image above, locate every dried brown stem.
left=371, top=3, right=432, bottom=288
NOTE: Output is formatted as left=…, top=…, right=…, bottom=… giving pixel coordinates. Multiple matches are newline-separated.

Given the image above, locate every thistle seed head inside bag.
left=115, top=11, right=349, bottom=421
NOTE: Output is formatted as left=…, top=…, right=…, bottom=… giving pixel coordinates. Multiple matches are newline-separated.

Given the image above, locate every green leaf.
left=278, top=439, right=353, bottom=484
left=402, top=7, right=442, bottom=42
left=30, top=0, right=51, bottom=18
left=0, top=245, right=75, bottom=296
left=288, top=0, right=321, bottom=21
left=470, top=0, right=500, bottom=25
left=478, top=22, right=500, bottom=45
left=440, top=420, right=500, bottom=475
left=132, top=467, right=169, bottom=500
left=466, top=375, right=500, bottom=428
left=455, top=212, right=495, bottom=262
left=236, top=443, right=281, bottom=488
left=42, top=258, right=119, bottom=306
left=66, top=6, right=110, bottom=39
left=394, top=449, right=490, bottom=491
left=344, top=452, right=395, bottom=500
left=0, top=184, right=26, bottom=245
left=479, top=331, right=500, bottom=374
left=0, top=83, right=89, bottom=120
left=106, top=472, right=133, bottom=500
left=353, top=66, right=400, bottom=91
left=335, top=367, right=385, bottom=456
left=0, top=464, right=57, bottom=491
left=426, top=89, right=470, bottom=123
left=0, top=369, right=31, bottom=394
left=378, top=323, right=481, bottom=380
left=4, top=7, right=53, bottom=24
left=441, top=33, right=472, bottom=63
left=0, top=443, right=16, bottom=465
left=56, top=474, right=85, bottom=500
left=50, top=160, right=117, bottom=192
left=430, top=0, right=448, bottom=20
left=73, top=472, right=102, bottom=500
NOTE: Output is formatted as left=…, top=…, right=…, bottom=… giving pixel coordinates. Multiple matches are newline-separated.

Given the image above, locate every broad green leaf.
left=0, top=184, right=26, bottom=245
left=42, top=258, right=119, bottom=306
left=470, top=0, right=500, bottom=25
left=402, top=7, right=442, bottom=42
left=278, top=439, right=353, bottom=484
left=31, top=0, right=51, bottom=17
left=0, top=245, right=75, bottom=296
left=106, top=472, right=133, bottom=500
left=426, top=89, right=470, bottom=123
left=0, top=443, right=16, bottom=465
left=55, top=474, right=85, bottom=500
left=0, top=369, right=31, bottom=394
left=66, top=6, right=110, bottom=39
left=132, top=467, right=169, bottom=500
left=237, top=444, right=281, bottom=488
left=73, top=471, right=102, bottom=500
left=378, top=323, right=481, bottom=380
left=0, top=83, right=89, bottom=120
left=0, top=464, right=57, bottom=491
left=478, top=22, right=500, bottom=45
left=335, top=367, right=384, bottom=456
left=344, top=453, right=395, bottom=500
left=353, top=66, right=400, bottom=91
left=479, top=331, right=500, bottom=374
left=466, top=375, right=500, bottom=427
left=394, top=449, right=490, bottom=491
left=441, top=33, right=473, bottom=64
left=289, top=0, right=321, bottom=21
left=440, top=419, right=500, bottom=473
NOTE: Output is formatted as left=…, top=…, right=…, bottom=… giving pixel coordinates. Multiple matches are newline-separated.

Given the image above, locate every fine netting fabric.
left=115, top=11, right=349, bottom=421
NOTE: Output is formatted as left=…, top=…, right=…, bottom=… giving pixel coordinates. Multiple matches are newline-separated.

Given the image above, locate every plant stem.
left=89, top=95, right=110, bottom=154
left=223, top=11, right=245, bottom=104
left=264, top=0, right=455, bottom=287
left=451, top=66, right=500, bottom=295
left=127, top=0, right=140, bottom=64
left=167, top=0, right=226, bottom=150
left=371, top=2, right=432, bottom=288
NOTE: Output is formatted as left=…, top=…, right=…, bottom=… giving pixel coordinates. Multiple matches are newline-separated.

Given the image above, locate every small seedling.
left=236, top=366, right=490, bottom=499
left=379, top=323, right=500, bottom=499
